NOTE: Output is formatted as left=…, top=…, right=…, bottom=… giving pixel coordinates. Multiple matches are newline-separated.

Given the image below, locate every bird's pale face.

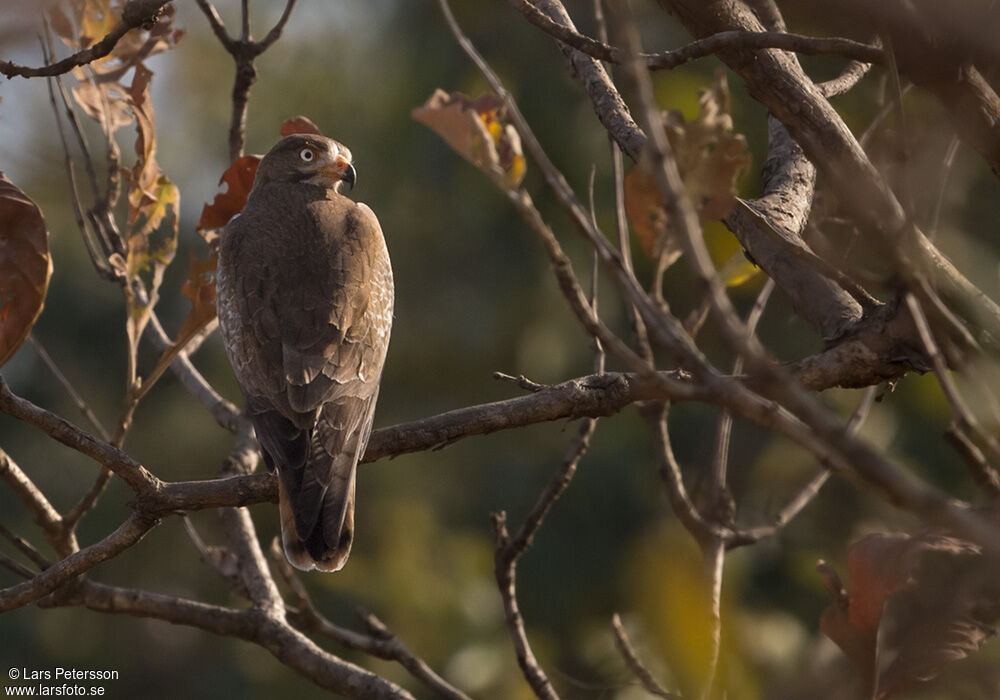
left=257, top=135, right=357, bottom=193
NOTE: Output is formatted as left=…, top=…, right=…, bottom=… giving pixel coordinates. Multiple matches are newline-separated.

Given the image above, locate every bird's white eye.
left=299, top=148, right=315, bottom=162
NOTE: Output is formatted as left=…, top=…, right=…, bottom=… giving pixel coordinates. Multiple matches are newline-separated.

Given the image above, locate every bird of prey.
left=216, top=134, right=393, bottom=572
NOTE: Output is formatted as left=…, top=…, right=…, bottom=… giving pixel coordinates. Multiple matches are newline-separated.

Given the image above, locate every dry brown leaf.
left=280, top=116, right=324, bottom=137
left=0, top=174, right=53, bottom=367
left=70, top=70, right=134, bottom=133
left=819, top=533, right=987, bottom=698
left=197, top=155, right=262, bottom=241
left=625, top=70, right=751, bottom=263
left=413, top=89, right=525, bottom=188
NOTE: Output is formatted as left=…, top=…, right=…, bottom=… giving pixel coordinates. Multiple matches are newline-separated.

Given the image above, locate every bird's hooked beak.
left=319, top=154, right=357, bottom=192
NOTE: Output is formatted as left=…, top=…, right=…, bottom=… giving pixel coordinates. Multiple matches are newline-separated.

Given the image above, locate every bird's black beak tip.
left=343, top=163, right=357, bottom=191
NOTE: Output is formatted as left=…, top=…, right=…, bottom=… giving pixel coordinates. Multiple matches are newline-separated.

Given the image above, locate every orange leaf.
left=624, top=168, right=672, bottom=259
left=80, top=0, right=118, bottom=48
left=197, top=155, right=261, bottom=236
left=176, top=253, right=217, bottom=347
left=0, top=173, right=53, bottom=367
left=280, top=116, right=324, bottom=137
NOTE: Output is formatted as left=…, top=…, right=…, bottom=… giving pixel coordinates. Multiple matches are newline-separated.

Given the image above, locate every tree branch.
left=509, top=0, right=883, bottom=70
left=0, top=0, right=173, bottom=79
left=611, top=614, right=682, bottom=699
left=51, top=578, right=413, bottom=699
left=0, top=513, right=156, bottom=613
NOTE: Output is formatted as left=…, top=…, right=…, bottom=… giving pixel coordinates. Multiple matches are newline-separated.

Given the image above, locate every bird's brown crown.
left=253, top=134, right=356, bottom=193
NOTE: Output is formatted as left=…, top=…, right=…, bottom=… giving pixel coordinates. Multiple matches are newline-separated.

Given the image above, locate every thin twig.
left=63, top=468, right=113, bottom=532
left=0, top=378, right=158, bottom=494
left=507, top=0, right=883, bottom=70
left=267, top=540, right=472, bottom=700
left=0, top=554, right=35, bottom=581
left=929, top=136, right=962, bottom=240
left=0, top=513, right=156, bottom=613
left=195, top=0, right=298, bottom=161
left=0, top=447, right=66, bottom=545
left=0, top=524, right=51, bottom=571
left=611, top=614, right=682, bottom=699
left=906, top=293, right=1000, bottom=468
left=1, top=0, right=173, bottom=79
left=729, top=385, right=878, bottom=548
left=492, top=513, right=561, bottom=700
left=944, top=423, right=1000, bottom=498
left=28, top=335, right=109, bottom=441
left=49, top=578, right=413, bottom=699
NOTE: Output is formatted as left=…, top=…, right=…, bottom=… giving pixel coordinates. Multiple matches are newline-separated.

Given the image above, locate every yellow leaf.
left=717, top=251, right=760, bottom=287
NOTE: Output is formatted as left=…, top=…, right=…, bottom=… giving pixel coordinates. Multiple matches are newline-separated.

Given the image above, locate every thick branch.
left=54, top=579, right=413, bottom=699
left=724, top=118, right=865, bottom=341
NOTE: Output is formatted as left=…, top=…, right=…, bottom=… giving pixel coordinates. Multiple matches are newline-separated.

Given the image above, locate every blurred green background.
left=1, top=1, right=999, bottom=697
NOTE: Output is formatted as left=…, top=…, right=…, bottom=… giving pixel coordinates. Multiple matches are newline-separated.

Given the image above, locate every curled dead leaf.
left=819, top=532, right=989, bottom=698
left=0, top=173, right=53, bottom=367
left=624, top=70, right=751, bottom=265
left=413, top=89, right=526, bottom=188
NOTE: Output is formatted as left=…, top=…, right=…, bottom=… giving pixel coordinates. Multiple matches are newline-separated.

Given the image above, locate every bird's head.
left=254, top=134, right=357, bottom=193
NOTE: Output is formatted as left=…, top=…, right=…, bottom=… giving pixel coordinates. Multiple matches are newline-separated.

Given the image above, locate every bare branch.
left=0, top=524, right=51, bottom=571
left=0, top=513, right=155, bottom=613
left=729, top=385, right=877, bottom=548
left=492, top=513, right=560, bottom=700
left=662, top=0, right=1000, bottom=346
left=258, top=0, right=298, bottom=50
left=519, top=0, right=646, bottom=161
left=0, top=378, right=158, bottom=494
left=28, top=335, right=109, bottom=440
left=52, top=578, right=414, bottom=698
left=0, top=0, right=173, bottom=79
left=196, top=0, right=299, bottom=160
left=509, top=0, right=883, bottom=69
left=944, top=423, right=1000, bottom=498
left=267, top=539, right=470, bottom=699
left=642, top=402, right=719, bottom=545
left=0, top=554, right=34, bottom=581
left=0, top=447, right=64, bottom=540
left=193, top=0, right=235, bottom=50
left=906, top=293, right=1000, bottom=467
left=63, top=468, right=113, bottom=532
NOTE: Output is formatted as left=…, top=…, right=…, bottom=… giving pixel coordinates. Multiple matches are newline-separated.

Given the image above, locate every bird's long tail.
left=278, top=435, right=359, bottom=573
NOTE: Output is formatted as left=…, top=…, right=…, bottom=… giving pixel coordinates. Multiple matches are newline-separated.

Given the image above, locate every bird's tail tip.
left=278, top=483, right=354, bottom=573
